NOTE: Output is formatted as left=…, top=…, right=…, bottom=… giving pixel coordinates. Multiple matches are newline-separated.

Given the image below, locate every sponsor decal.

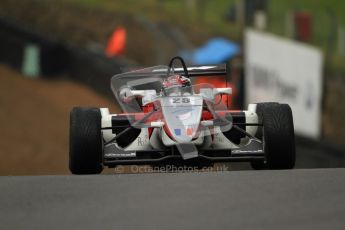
left=105, top=152, right=136, bottom=158
left=137, top=134, right=149, bottom=146
left=172, top=108, right=193, bottom=120
left=177, top=111, right=192, bottom=120
left=174, top=129, right=181, bottom=136
left=232, top=149, right=264, bottom=154
left=186, top=127, right=193, bottom=136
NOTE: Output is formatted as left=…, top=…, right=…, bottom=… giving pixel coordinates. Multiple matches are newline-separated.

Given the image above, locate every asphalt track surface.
left=1, top=168, right=345, bottom=230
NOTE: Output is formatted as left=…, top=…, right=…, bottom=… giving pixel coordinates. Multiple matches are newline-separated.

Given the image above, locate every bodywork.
left=100, top=64, right=265, bottom=167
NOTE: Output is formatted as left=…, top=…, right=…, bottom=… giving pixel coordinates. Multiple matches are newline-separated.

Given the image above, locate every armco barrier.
left=0, top=17, right=69, bottom=76
left=66, top=47, right=131, bottom=99
left=0, top=16, right=132, bottom=99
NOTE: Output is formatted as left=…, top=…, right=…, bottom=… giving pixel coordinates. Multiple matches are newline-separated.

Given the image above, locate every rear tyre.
left=69, top=107, right=103, bottom=174
left=250, top=103, right=295, bottom=170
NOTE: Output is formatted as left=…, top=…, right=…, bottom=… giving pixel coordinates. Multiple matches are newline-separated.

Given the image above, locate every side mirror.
left=119, top=88, right=157, bottom=104
left=213, top=88, right=232, bottom=96
left=142, top=90, right=158, bottom=105
left=119, top=87, right=133, bottom=103
left=199, top=87, right=232, bottom=102
left=200, top=88, right=214, bottom=101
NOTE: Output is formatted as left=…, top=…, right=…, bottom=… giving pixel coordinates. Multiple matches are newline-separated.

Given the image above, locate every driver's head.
left=163, top=75, right=191, bottom=88
left=163, top=75, right=191, bottom=96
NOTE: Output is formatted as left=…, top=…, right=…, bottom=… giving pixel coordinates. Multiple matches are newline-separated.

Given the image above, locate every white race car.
left=69, top=57, right=295, bottom=174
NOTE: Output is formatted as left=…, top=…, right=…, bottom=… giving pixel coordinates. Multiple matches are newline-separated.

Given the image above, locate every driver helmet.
left=162, top=75, right=191, bottom=96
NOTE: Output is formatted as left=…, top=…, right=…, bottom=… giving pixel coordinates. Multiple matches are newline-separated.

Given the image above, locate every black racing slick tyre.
left=69, top=107, right=103, bottom=174
left=250, top=103, right=296, bottom=170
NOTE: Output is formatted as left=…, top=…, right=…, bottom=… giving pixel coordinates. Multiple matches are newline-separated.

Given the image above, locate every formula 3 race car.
left=69, top=57, right=295, bottom=174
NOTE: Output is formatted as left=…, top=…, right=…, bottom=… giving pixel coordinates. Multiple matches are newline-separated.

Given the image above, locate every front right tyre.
left=69, top=107, right=103, bottom=174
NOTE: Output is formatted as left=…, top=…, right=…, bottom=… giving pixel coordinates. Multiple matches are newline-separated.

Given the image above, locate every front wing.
left=100, top=107, right=264, bottom=166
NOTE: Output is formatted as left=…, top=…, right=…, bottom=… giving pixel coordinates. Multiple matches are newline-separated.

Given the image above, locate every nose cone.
left=161, top=96, right=203, bottom=143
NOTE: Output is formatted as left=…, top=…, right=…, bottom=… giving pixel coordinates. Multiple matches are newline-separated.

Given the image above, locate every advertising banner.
left=245, top=29, right=323, bottom=139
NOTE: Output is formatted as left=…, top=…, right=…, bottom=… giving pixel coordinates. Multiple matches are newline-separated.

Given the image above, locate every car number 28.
left=171, top=97, right=190, bottom=103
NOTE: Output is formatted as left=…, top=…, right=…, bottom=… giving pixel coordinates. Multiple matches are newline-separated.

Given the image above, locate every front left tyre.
left=250, top=103, right=295, bottom=170
left=69, top=107, right=103, bottom=174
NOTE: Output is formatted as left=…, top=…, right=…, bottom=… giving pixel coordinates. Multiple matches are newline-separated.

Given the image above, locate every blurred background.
left=0, top=0, right=344, bottom=175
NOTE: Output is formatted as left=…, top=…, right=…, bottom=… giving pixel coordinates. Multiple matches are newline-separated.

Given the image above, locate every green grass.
left=61, top=0, right=345, bottom=46
left=268, top=0, right=345, bottom=74
left=61, top=0, right=345, bottom=73
left=60, top=0, right=240, bottom=41
left=269, top=0, right=345, bottom=50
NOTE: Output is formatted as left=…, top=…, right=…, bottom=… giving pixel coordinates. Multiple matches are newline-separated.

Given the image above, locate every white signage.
left=245, top=29, right=323, bottom=139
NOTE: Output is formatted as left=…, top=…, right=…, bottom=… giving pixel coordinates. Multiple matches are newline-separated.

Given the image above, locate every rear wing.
left=152, top=64, right=227, bottom=77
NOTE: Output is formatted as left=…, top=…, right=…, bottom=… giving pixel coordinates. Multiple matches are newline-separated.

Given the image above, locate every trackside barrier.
left=0, top=16, right=133, bottom=99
